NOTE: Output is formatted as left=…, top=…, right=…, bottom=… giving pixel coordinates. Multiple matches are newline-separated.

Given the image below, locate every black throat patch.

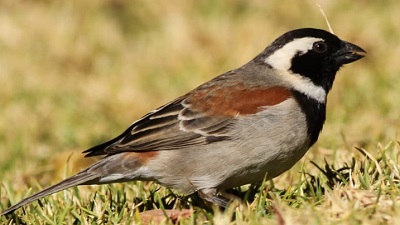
left=291, top=90, right=326, bottom=147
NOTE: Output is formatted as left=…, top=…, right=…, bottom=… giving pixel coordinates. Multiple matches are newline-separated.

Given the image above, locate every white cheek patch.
left=275, top=70, right=327, bottom=103
left=264, top=37, right=327, bottom=103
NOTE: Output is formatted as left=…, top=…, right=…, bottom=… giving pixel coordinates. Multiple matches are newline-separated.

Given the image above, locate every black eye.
left=313, top=41, right=328, bottom=53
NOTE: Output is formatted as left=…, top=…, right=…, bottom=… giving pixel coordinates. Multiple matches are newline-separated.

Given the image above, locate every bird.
left=1, top=28, right=365, bottom=215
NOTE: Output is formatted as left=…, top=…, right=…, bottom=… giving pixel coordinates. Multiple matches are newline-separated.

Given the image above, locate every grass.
left=1, top=0, right=400, bottom=224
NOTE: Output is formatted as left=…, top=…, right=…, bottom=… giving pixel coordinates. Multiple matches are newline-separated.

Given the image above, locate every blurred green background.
left=0, top=0, right=399, bottom=202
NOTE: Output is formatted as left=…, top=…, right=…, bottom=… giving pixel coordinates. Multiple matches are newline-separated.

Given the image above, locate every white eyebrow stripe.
left=265, top=37, right=323, bottom=71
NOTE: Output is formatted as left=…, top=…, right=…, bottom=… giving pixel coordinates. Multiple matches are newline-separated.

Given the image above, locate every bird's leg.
left=198, top=188, right=230, bottom=208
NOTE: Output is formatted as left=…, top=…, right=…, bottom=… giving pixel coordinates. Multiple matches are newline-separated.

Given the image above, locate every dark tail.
left=1, top=170, right=99, bottom=216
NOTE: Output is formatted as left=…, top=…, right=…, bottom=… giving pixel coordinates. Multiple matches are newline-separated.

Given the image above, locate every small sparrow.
left=2, top=28, right=365, bottom=215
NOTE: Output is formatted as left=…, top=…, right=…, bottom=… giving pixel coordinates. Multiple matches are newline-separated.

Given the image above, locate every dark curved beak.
left=335, top=40, right=366, bottom=65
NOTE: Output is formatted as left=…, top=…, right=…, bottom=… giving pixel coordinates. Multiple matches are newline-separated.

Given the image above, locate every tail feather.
left=1, top=170, right=99, bottom=216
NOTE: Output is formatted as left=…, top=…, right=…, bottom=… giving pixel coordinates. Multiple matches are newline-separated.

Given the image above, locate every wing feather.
left=83, top=96, right=233, bottom=157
